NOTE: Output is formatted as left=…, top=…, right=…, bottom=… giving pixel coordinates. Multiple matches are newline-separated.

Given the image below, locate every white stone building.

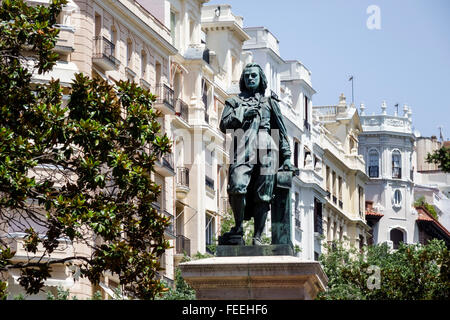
left=358, top=102, right=419, bottom=247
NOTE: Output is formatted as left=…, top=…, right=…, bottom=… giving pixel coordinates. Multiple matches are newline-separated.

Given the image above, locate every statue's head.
left=239, top=63, right=267, bottom=95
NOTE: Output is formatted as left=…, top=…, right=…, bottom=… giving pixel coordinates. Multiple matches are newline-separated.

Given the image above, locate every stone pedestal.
left=179, top=255, right=328, bottom=300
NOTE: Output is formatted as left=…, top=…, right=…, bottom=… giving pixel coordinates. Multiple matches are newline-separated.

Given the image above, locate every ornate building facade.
left=358, top=102, right=418, bottom=248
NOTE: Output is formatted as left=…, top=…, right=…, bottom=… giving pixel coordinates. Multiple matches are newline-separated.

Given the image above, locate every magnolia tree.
left=0, top=0, right=171, bottom=299
left=318, top=239, right=449, bottom=300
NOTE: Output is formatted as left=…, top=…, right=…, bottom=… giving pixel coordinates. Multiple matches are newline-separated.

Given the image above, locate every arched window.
left=368, top=149, right=379, bottom=178
left=390, top=228, right=404, bottom=249
left=392, top=150, right=401, bottom=179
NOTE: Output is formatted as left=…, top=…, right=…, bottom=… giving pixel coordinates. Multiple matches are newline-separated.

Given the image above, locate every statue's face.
left=243, top=67, right=260, bottom=92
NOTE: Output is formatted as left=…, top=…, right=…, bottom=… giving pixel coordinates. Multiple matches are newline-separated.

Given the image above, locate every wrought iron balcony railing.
left=175, top=98, right=189, bottom=122
left=155, top=83, right=175, bottom=111
left=92, top=36, right=120, bottom=68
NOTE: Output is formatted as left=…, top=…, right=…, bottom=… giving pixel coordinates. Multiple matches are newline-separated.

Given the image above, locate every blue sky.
left=207, top=0, right=450, bottom=139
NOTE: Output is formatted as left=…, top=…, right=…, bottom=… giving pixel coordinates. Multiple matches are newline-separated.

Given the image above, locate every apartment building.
left=313, top=94, right=370, bottom=252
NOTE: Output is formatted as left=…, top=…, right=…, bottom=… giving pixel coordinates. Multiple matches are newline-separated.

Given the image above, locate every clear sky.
left=207, top=0, right=450, bottom=139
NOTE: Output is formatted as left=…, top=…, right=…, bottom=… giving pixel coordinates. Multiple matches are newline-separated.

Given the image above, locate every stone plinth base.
left=179, top=256, right=328, bottom=300
left=216, top=244, right=294, bottom=257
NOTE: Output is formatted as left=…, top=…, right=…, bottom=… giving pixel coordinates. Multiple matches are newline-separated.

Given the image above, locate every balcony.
left=54, top=25, right=74, bottom=54
left=92, top=36, right=120, bottom=71
left=175, top=98, right=189, bottom=123
left=155, top=153, right=175, bottom=177
left=368, top=166, right=379, bottom=178
left=154, top=84, right=175, bottom=115
left=176, top=167, right=190, bottom=200
left=176, top=234, right=191, bottom=256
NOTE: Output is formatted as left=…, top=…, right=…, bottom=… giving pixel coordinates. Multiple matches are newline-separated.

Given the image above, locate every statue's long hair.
left=239, top=63, right=268, bottom=95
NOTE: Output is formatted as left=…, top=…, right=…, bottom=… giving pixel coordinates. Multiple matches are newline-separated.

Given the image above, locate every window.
left=205, top=214, right=215, bottom=253
left=141, top=50, right=147, bottom=78
left=390, top=228, right=404, bottom=249
left=94, top=13, right=101, bottom=37
left=126, top=38, right=132, bottom=67
left=155, top=61, right=162, bottom=85
left=392, top=151, right=401, bottom=179
left=293, top=141, right=299, bottom=168
left=189, top=19, right=195, bottom=44
left=205, top=148, right=214, bottom=191
left=332, top=171, right=337, bottom=204
left=368, top=150, right=379, bottom=178
left=393, top=189, right=402, bottom=207
left=111, top=26, right=117, bottom=56
left=202, top=79, right=209, bottom=123
left=358, top=186, right=364, bottom=217
left=359, top=235, right=364, bottom=251
left=294, top=192, right=300, bottom=229
left=304, top=95, right=309, bottom=130
left=313, top=198, right=323, bottom=234
left=338, top=176, right=343, bottom=209
left=170, top=11, right=177, bottom=47
left=304, top=148, right=311, bottom=168
left=326, top=166, right=330, bottom=196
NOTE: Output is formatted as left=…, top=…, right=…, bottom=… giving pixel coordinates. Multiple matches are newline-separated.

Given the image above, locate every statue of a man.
left=219, top=63, right=293, bottom=245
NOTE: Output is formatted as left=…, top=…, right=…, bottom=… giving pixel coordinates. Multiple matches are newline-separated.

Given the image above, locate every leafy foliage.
left=0, top=0, right=172, bottom=299
left=156, top=267, right=196, bottom=300
left=318, top=239, right=450, bottom=300
left=414, top=196, right=438, bottom=220
left=426, top=147, right=450, bottom=173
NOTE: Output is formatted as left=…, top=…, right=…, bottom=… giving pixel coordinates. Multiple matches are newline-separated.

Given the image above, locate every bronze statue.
left=219, top=63, right=295, bottom=246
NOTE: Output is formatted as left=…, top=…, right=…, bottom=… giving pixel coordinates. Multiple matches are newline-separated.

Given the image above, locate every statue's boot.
left=253, top=202, right=270, bottom=245
left=228, top=194, right=245, bottom=236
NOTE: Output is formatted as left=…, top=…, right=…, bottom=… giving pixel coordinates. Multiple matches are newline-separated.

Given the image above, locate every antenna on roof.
left=348, top=75, right=354, bottom=104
